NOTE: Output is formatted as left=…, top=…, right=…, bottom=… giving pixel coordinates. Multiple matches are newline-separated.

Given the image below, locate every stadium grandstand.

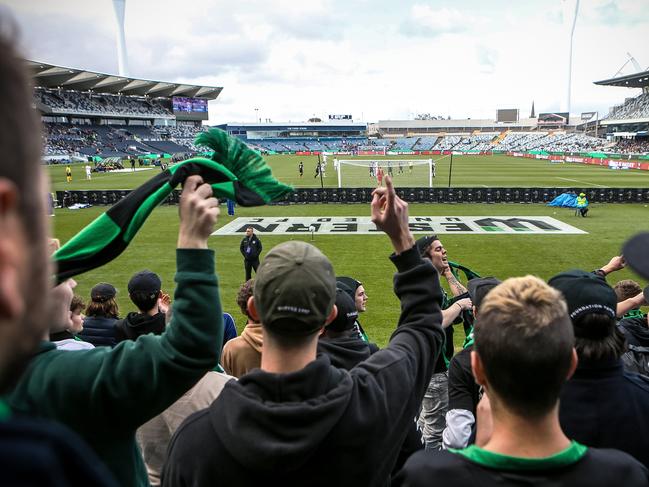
left=29, top=60, right=221, bottom=161
left=31, top=61, right=649, bottom=160
left=223, top=121, right=368, bottom=153
left=595, top=69, right=649, bottom=154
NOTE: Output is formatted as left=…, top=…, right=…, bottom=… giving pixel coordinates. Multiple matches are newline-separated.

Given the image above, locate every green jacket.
left=5, top=249, right=223, bottom=487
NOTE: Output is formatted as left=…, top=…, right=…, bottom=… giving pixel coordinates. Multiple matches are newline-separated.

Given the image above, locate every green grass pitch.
left=49, top=154, right=649, bottom=191
left=49, top=154, right=649, bottom=349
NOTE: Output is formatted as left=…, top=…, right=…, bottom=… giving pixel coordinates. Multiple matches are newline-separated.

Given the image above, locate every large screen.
left=172, top=97, right=208, bottom=113
left=538, top=112, right=569, bottom=125
left=496, top=109, right=519, bottom=123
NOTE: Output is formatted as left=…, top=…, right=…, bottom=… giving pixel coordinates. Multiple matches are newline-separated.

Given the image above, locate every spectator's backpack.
left=622, top=345, right=649, bottom=377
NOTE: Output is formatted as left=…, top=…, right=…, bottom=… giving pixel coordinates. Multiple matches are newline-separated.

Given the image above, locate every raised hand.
left=177, top=175, right=220, bottom=249
left=371, top=176, right=414, bottom=254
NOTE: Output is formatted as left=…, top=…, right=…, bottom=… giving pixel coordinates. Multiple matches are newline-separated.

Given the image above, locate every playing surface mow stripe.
left=556, top=177, right=606, bottom=188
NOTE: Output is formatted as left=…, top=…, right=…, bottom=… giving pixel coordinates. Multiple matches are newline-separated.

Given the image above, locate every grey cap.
left=254, top=241, right=336, bottom=336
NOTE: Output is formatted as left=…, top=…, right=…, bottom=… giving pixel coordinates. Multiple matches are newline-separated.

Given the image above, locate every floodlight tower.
left=112, top=0, right=130, bottom=76
left=562, top=0, right=580, bottom=117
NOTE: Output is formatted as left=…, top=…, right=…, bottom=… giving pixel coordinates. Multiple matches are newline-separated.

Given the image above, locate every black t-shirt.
left=395, top=443, right=649, bottom=486
left=448, top=345, right=481, bottom=414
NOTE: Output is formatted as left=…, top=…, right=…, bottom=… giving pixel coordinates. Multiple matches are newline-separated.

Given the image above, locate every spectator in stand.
left=114, top=270, right=169, bottom=343
left=415, top=235, right=472, bottom=451
left=614, top=279, right=646, bottom=321
left=163, top=176, right=445, bottom=486
left=0, top=27, right=118, bottom=486
left=137, top=368, right=235, bottom=487
left=221, top=311, right=238, bottom=346
left=550, top=269, right=649, bottom=468
left=442, top=277, right=501, bottom=450
left=79, top=283, right=120, bottom=347
left=317, top=288, right=376, bottom=368
left=221, top=280, right=261, bottom=378
left=6, top=176, right=224, bottom=487
left=317, top=288, right=422, bottom=478
left=49, top=282, right=94, bottom=351
left=616, top=279, right=649, bottom=349
left=336, top=276, right=373, bottom=344
left=397, top=276, right=649, bottom=486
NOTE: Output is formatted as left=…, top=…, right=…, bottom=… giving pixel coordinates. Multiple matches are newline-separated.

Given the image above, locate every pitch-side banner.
left=212, top=217, right=586, bottom=235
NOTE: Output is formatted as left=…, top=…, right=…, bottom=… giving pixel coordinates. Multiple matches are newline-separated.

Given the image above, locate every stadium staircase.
left=492, top=130, right=509, bottom=146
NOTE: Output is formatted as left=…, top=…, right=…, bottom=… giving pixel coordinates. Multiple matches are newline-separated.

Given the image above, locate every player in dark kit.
left=298, top=161, right=304, bottom=178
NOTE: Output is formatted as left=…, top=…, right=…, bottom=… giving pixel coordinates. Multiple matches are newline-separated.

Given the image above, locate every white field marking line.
left=555, top=177, right=606, bottom=188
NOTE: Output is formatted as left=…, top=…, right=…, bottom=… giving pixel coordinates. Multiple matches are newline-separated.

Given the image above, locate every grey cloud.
left=129, top=36, right=270, bottom=81
left=13, top=11, right=117, bottom=72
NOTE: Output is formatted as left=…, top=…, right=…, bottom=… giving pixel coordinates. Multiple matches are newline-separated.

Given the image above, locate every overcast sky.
left=4, top=0, right=649, bottom=124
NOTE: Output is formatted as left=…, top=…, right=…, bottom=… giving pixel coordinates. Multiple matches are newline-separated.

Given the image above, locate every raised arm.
left=443, top=269, right=468, bottom=297
left=14, top=176, right=224, bottom=432
left=351, top=176, right=445, bottom=480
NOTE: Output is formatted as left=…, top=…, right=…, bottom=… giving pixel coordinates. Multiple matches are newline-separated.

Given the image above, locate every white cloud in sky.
left=401, top=5, right=475, bottom=37
left=3, top=0, right=648, bottom=124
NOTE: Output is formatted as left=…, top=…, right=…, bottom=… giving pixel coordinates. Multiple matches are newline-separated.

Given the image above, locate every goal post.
left=334, top=158, right=435, bottom=188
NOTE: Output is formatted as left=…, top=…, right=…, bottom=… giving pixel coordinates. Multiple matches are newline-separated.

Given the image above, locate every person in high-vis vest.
left=576, top=192, right=589, bottom=217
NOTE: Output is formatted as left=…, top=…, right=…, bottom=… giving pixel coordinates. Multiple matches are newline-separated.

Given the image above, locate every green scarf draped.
left=54, top=130, right=292, bottom=283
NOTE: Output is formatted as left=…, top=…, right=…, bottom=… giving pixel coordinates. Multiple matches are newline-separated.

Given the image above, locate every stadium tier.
left=607, top=92, right=649, bottom=120
left=31, top=63, right=649, bottom=159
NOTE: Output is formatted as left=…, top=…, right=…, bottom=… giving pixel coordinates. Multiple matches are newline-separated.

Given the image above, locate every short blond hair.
left=475, top=276, right=574, bottom=417
left=479, top=276, right=569, bottom=332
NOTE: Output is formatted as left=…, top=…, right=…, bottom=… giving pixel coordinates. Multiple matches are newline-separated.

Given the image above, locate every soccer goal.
left=333, top=158, right=437, bottom=188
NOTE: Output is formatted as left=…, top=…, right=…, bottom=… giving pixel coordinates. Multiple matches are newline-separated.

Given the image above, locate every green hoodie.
left=5, top=249, right=223, bottom=487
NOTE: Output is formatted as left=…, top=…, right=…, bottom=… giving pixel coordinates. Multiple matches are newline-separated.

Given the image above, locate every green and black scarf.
left=54, top=129, right=293, bottom=283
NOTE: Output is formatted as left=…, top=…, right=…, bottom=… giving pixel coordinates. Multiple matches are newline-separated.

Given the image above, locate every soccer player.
left=409, top=161, right=413, bottom=174
left=85, top=164, right=92, bottom=180
left=298, top=161, right=304, bottom=178
left=398, top=161, right=404, bottom=174
left=388, top=161, right=393, bottom=177
left=65, top=164, right=72, bottom=183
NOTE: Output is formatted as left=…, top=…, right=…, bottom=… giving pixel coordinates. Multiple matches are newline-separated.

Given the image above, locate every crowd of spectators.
left=608, top=92, right=649, bottom=120
left=3, top=32, right=649, bottom=486
left=36, top=88, right=172, bottom=117
left=497, top=132, right=608, bottom=152
left=615, top=138, right=649, bottom=155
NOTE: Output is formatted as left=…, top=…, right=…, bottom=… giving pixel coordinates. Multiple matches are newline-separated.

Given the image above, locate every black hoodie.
left=162, top=246, right=444, bottom=487
left=618, top=315, right=649, bottom=347
left=317, top=336, right=378, bottom=369
left=114, top=311, right=166, bottom=343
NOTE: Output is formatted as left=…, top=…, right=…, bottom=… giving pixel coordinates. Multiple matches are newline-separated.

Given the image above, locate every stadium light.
left=112, top=0, right=130, bottom=77
left=562, top=0, right=580, bottom=118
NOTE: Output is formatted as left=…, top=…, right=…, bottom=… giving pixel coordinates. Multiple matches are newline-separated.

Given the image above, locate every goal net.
left=334, top=158, right=437, bottom=188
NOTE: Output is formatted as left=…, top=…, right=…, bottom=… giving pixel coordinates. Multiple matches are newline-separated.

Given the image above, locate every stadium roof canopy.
left=26, top=60, right=222, bottom=99
left=594, top=70, right=649, bottom=88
